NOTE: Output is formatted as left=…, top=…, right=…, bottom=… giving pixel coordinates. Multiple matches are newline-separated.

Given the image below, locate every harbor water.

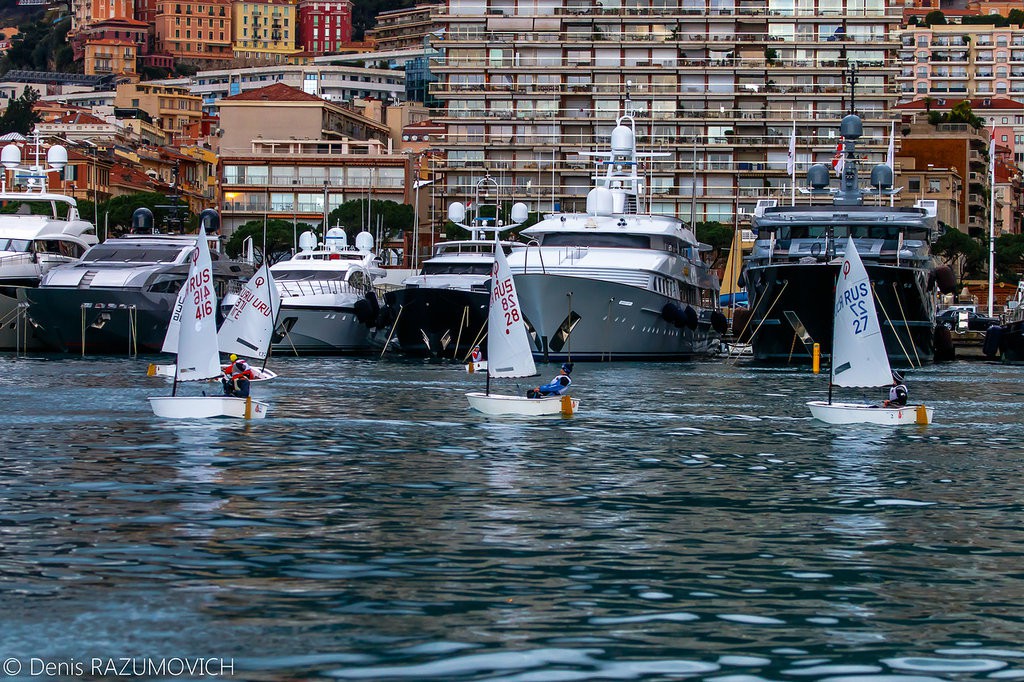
left=2, top=355, right=1023, bottom=680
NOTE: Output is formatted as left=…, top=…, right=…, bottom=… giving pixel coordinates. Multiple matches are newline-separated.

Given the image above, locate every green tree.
left=1008, top=8, right=1024, bottom=26
left=934, top=227, right=983, bottom=284
left=101, top=192, right=195, bottom=235
left=326, top=198, right=413, bottom=244
left=924, top=10, right=946, bottom=26
left=695, top=221, right=734, bottom=269
left=0, top=87, right=40, bottom=135
left=224, top=218, right=309, bottom=265
left=995, top=233, right=1024, bottom=282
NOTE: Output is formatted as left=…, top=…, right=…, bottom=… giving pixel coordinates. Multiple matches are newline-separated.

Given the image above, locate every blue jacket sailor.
left=527, top=363, right=573, bottom=399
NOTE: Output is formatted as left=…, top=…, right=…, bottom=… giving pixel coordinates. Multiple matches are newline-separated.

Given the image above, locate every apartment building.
left=154, top=0, right=234, bottom=65
left=231, top=0, right=300, bottom=66
left=297, top=0, right=354, bottom=55
left=83, top=39, right=139, bottom=81
left=430, top=0, right=900, bottom=223
left=365, top=3, right=440, bottom=52
left=113, top=82, right=204, bottom=138
left=898, top=21, right=1024, bottom=102
left=217, top=83, right=408, bottom=234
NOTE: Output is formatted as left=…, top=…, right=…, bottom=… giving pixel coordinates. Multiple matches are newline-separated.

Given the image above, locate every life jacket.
left=890, top=383, right=908, bottom=405
left=470, top=347, right=482, bottom=362
left=230, top=361, right=254, bottom=381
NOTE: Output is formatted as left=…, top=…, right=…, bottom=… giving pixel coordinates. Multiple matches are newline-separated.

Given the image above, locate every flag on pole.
left=786, top=122, right=796, bottom=175
left=886, top=121, right=895, bottom=169
left=989, top=127, right=996, bottom=181
left=831, top=141, right=845, bottom=175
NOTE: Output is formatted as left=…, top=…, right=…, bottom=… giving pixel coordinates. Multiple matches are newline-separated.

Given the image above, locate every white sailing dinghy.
left=806, top=236, right=933, bottom=425
left=148, top=261, right=282, bottom=381
left=466, top=240, right=579, bottom=417
left=148, top=231, right=269, bottom=419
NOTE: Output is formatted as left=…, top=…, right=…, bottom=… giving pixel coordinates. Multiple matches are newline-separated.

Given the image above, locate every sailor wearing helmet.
left=221, top=353, right=254, bottom=398
left=526, top=362, right=573, bottom=399
left=883, top=370, right=908, bottom=408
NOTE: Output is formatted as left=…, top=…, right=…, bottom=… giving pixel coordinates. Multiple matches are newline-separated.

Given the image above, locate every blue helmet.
left=561, top=362, right=573, bottom=375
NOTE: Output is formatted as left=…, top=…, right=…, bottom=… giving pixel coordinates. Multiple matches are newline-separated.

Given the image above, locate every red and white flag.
left=831, top=141, right=845, bottom=175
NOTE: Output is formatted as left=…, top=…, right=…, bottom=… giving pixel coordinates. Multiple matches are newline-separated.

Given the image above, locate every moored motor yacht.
left=0, top=137, right=98, bottom=350
left=505, top=103, right=725, bottom=361
left=23, top=209, right=252, bottom=354
left=382, top=175, right=527, bottom=360
left=270, top=228, right=386, bottom=354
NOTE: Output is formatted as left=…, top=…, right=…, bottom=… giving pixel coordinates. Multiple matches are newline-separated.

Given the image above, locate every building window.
left=929, top=178, right=940, bottom=192
left=908, top=178, right=921, bottom=193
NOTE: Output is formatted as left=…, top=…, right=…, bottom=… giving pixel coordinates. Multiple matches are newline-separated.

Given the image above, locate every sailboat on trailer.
left=148, top=230, right=269, bottom=419
left=466, top=237, right=579, bottom=417
left=806, top=236, right=933, bottom=425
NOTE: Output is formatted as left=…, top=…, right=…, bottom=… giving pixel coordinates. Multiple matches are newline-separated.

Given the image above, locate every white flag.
left=990, top=128, right=996, bottom=182
left=786, top=122, right=796, bottom=176
left=886, top=121, right=895, bottom=169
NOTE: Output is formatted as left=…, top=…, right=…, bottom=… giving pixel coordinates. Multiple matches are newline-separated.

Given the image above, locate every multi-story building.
left=365, top=3, right=439, bottom=52
left=297, top=0, right=354, bottom=55
left=232, top=0, right=300, bottom=66
left=84, top=39, right=139, bottom=81
left=898, top=20, right=1024, bottom=102
left=899, top=119, right=998, bottom=236
left=430, top=0, right=900, bottom=224
left=217, top=83, right=409, bottom=235
left=113, top=82, right=203, bottom=139
left=154, top=0, right=233, bottom=65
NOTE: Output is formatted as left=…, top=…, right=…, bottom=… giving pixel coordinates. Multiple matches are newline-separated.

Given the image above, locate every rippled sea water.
left=1, top=354, right=1023, bottom=681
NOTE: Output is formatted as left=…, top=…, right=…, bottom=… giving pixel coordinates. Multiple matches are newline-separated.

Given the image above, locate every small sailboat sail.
left=149, top=261, right=281, bottom=380
left=830, top=236, right=893, bottom=389
left=149, top=231, right=269, bottom=419
left=807, top=236, right=933, bottom=425
left=466, top=241, right=579, bottom=417
left=217, top=262, right=281, bottom=379
left=174, top=231, right=221, bottom=383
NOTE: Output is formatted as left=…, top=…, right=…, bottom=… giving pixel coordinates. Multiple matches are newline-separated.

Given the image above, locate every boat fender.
left=933, top=324, right=955, bottom=362
left=710, top=310, right=728, bottom=335
left=736, top=266, right=746, bottom=289
left=661, top=302, right=685, bottom=327
left=732, top=307, right=753, bottom=343
left=982, top=325, right=1003, bottom=358
left=365, top=290, right=381, bottom=317
left=933, top=265, right=956, bottom=295
left=353, top=298, right=374, bottom=325
left=684, top=305, right=699, bottom=330
left=375, top=305, right=395, bottom=328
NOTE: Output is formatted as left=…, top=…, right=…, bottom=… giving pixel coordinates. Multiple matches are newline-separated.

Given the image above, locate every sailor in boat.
left=882, top=370, right=908, bottom=408
left=526, top=363, right=573, bottom=399
left=470, top=345, right=483, bottom=363
left=221, top=354, right=254, bottom=398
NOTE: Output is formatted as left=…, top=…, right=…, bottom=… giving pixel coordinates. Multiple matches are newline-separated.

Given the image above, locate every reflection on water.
left=1, top=355, right=1023, bottom=680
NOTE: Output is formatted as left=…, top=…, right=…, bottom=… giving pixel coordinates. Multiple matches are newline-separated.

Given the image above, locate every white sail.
left=487, top=242, right=537, bottom=379
left=831, top=236, right=893, bottom=388
left=218, top=262, right=281, bottom=360
left=161, top=275, right=188, bottom=355
left=173, top=232, right=222, bottom=382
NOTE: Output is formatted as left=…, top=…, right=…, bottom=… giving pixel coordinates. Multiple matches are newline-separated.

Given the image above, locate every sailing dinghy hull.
left=466, top=392, right=578, bottom=417
left=149, top=396, right=269, bottom=419
left=147, top=364, right=277, bottom=382
left=806, top=401, right=933, bottom=425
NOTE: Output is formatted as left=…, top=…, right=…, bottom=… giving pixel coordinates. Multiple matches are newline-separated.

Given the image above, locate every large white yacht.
left=506, top=107, right=725, bottom=361
left=270, top=228, right=386, bottom=354
left=0, top=138, right=97, bottom=350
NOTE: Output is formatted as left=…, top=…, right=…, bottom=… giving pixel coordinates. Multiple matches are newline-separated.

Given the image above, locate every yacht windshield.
left=539, top=233, right=651, bottom=249
left=81, top=244, right=184, bottom=263
left=0, top=239, right=31, bottom=252
left=421, top=263, right=493, bottom=276
left=774, top=225, right=929, bottom=241
left=275, top=270, right=348, bottom=281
